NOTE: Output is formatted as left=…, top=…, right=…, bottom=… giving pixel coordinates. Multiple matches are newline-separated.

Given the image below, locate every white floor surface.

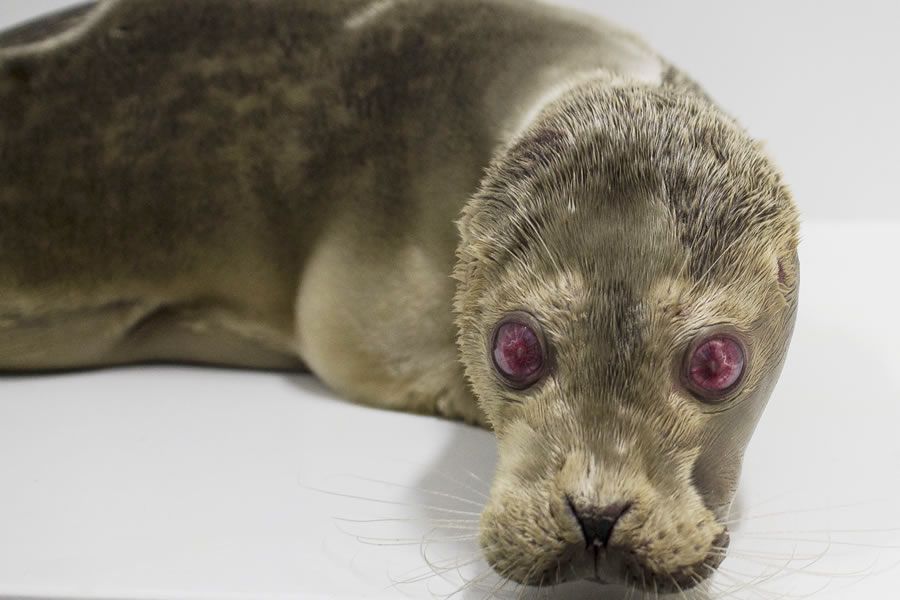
left=1, top=222, right=898, bottom=599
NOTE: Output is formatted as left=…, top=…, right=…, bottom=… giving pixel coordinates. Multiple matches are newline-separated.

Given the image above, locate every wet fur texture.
left=0, top=0, right=799, bottom=593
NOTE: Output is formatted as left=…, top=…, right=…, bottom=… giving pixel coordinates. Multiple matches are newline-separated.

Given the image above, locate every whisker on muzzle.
left=302, top=484, right=483, bottom=516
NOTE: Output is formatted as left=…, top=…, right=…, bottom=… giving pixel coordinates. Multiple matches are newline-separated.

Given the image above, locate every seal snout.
left=543, top=481, right=728, bottom=592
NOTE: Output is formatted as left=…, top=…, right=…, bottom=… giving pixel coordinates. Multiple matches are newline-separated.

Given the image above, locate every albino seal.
left=0, top=0, right=799, bottom=593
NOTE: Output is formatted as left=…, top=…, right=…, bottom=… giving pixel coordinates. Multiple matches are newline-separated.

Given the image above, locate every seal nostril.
left=569, top=499, right=632, bottom=548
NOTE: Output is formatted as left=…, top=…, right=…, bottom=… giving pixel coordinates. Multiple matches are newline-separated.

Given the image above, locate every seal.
left=0, top=0, right=799, bottom=593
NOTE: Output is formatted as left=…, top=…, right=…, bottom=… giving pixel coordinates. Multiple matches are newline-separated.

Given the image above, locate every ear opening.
left=776, top=250, right=799, bottom=292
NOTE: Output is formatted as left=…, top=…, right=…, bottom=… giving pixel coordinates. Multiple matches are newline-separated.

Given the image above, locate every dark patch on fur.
left=4, top=59, right=32, bottom=86
left=599, top=280, right=645, bottom=388
left=508, top=127, right=569, bottom=177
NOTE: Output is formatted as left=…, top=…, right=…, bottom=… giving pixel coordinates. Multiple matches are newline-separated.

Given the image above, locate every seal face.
left=0, top=0, right=800, bottom=594
left=454, top=79, right=799, bottom=589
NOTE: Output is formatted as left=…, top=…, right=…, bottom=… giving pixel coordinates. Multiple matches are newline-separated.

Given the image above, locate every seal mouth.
left=552, top=494, right=730, bottom=591
left=541, top=525, right=731, bottom=593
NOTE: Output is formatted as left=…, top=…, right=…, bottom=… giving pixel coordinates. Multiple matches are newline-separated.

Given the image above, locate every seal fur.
left=0, top=0, right=799, bottom=592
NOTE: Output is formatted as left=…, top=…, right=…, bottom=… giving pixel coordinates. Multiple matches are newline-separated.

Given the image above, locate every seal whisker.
left=713, top=565, right=834, bottom=600
left=722, top=540, right=808, bottom=590
left=666, top=572, right=690, bottom=600
left=626, top=580, right=637, bottom=600
left=459, top=467, right=492, bottom=489
left=387, top=550, right=482, bottom=586
left=301, top=485, right=481, bottom=516
left=335, top=520, right=479, bottom=549
left=444, top=573, right=495, bottom=599
left=426, top=466, right=492, bottom=501
left=328, top=474, right=488, bottom=508
left=442, top=561, right=505, bottom=598
left=388, top=550, right=487, bottom=587
left=685, top=231, right=747, bottom=297
left=718, top=549, right=829, bottom=577
left=712, top=543, right=865, bottom=600
left=458, top=558, right=524, bottom=600
left=719, top=499, right=885, bottom=527
left=731, top=525, right=900, bottom=536
left=351, top=534, right=479, bottom=547
left=510, top=561, right=542, bottom=600
left=395, top=559, right=485, bottom=590
left=732, top=534, right=900, bottom=550
left=727, top=537, right=837, bottom=574
left=709, top=541, right=829, bottom=563
left=366, top=457, right=493, bottom=501
left=710, top=548, right=823, bottom=563
left=333, top=515, right=479, bottom=526
left=461, top=562, right=512, bottom=600
left=711, top=567, right=787, bottom=600
left=725, top=552, right=887, bottom=581
left=514, top=577, right=530, bottom=600
left=688, top=576, right=713, bottom=600
left=426, top=563, right=492, bottom=599
left=412, top=540, right=524, bottom=593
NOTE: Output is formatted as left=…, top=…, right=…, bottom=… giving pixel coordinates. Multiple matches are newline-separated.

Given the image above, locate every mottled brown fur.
left=0, top=0, right=798, bottom=593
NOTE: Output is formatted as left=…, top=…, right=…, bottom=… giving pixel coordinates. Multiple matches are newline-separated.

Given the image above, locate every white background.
left=1, top=2, right=899, bottom=600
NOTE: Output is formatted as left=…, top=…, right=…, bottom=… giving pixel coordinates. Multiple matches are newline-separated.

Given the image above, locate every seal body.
left=1, top=0, right=663, bottom=420
left=0, top=0, right=800, bottom=592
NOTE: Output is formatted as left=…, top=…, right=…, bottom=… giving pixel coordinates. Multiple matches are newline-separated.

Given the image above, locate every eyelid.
left=673, top=319, right=740, bottom=350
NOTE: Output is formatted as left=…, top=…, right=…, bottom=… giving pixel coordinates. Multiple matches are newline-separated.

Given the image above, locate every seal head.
left=454, top=76, right=799, bottom=591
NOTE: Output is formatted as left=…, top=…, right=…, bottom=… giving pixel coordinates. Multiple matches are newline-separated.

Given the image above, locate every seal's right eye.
left=491, top=314, right=546, bottom=389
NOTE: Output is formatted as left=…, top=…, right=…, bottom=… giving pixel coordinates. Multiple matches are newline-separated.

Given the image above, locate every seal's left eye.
left=491, top=315, right=545, bottom=389
left=684, top=335, right=745, bottom=400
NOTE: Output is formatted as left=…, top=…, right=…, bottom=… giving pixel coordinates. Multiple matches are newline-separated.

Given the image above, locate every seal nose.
left=569, top=500, right=631, bottom=547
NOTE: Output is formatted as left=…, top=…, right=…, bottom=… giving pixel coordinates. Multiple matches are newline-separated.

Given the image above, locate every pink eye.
left=491, top=316, right=545, bottom=388
left=685, top=335, right=745, bottom=399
